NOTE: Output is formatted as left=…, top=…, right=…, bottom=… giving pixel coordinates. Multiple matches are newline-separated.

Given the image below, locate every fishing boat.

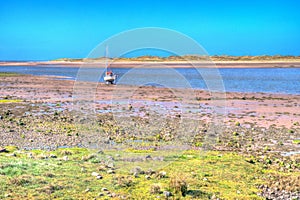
left=104, top=69, right=117, bottom=84
left=103, top=46, right=117, bottom=84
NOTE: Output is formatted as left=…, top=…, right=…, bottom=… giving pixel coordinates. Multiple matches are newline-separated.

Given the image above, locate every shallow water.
left=1, top=65, right=300, bottom=94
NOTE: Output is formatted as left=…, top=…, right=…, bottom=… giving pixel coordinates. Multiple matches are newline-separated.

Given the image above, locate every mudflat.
left=0, top=73, right=299, bottom=199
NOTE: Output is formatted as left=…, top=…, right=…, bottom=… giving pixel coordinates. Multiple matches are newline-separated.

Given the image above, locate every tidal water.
left=1, top=65, right=300, bottom=94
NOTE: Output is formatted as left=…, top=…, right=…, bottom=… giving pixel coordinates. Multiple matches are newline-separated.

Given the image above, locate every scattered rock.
left=107, top=162, right=114, bottom=168
left=91, top=172, right=100, bottom=177
left=101, top=187, right=108, bottom=192
left=0, top=147, right=8, bottom=153
left=145, top=175, right=151, bottom=180
left=157, top=171, right=167, bottom=178
left=98, top=193, right=104, bottom=197
left=96, top=175, right=103, bottom=180
left=27, top=152, right=34, bottom=159
left=62, top=156, right=68, bottom=161
left=49, top=154, right=57, bottom=158
left=163, top=191, right=172, bottom=197
left=107, top=169, right=115, bottom=174
left=130, top=166, right=144, bottom=175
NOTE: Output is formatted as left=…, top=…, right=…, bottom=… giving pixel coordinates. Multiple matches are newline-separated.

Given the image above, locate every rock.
left=27, top=152, right=34, bottom=159
left=91, top=172, right=100, bottom=177
left=146, top=168, right=155, bottom=175
left=97, top=150, right=104, bottom=154
left=158, top=171, right=167, bottom=178
left=145, top=175, right=151, bottom=180
left=107, top=169, right=115, bottom=174
left=101, top=187, right=108, bottom=192
left=85, top=188, right=90, bottom=192
left=38, top=154, right=48, bottom=159
left=81, top=167, right=86, bottom=172
left=96, top=175, right=103, bottom=179
left=203, top=177, right=208, bottom=181
left=98, top=193, right=104, bottom=197
left=163, top=191, right=172, bottom=197
left=6, top=153, right=16, bottom=157
left=107, top=162, right=114, bottom=168
left=62, top=156, right=68, bottom=161
left=106, top=155, right=114, bottom=161
left=111, top=193, right=117, bottom=197
left=133, top=172, right=139, bottom=178
left=130, top=166, right=144, bottom=175
left=49, top=154, right=57, bottom=158
left=0, top=147, right=8, bottom=153
left=98, top=165, right=106, bottom=171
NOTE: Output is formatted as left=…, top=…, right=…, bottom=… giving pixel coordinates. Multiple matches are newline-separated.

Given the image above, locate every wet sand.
left=0, top=74, right=299, bottom=158
left=1, top=74, right=299, bottom=128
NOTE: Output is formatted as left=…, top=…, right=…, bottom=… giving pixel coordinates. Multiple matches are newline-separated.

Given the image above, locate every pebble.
left=27, top=152, right=34, bottom=158
left=163, top=191, right=172, bottom=197
left=0, top=147, right=7, bottom=153
left=91, top=172, right=100, bottom=177
left=96, top=175, right=103, bottom=179
left=145, top=175, right=151, bottom=180
left=98, top=193, right=104, bottom=197
left=49, top=154, right=57, bottom=158
left=107, top=169, right=115, bottom=174
left=158, top=171, right=167, bottom=178
left=107, top=162, right=114, bottom=168
left=62, top=156, right=68, bottom=161
left=101, top=187, right=108, bottom=192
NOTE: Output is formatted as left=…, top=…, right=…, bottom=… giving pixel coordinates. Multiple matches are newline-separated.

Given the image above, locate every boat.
left=103, top=46, right=117, bottom=84
left=104, top=70, right=117, bottom=84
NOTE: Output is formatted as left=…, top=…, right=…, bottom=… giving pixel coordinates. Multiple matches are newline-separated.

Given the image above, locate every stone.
left=101, top=187, right=108, bottom=192
left=49, top=154, right=57, bottom=158
left=98, top=193, right=104, bottom=197
left=0, top=147, right=8, bottom=153
left=130, top=166, right=144, bottom=175
left=96, top=175, right=103, bottom=179
left=158, top=171, right=167, bottom=178
left=27, top=152, right=34, bottom=158
left=107, top=162, right=114, bottom=168
left=62, top=156, right=69, bottom=161
left=163, top=191, right=172, bottom=197
left=145, top=175, right=151, bottom=180
left=91, top=172, right=100, bottom=177
left=107, top=169, right=115, bottom=174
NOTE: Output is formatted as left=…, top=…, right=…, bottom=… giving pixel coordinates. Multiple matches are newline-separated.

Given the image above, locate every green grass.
left=0, top=148, right=282, bottom=199
left=0, top=99, right=23, bottom=103
left=292, top=139, right=300, bottom=144
left=0, top=72, right=22, bottom=77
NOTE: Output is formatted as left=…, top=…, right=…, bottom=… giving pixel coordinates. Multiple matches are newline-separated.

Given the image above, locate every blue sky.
left=1, top=0, right=300, bottom=60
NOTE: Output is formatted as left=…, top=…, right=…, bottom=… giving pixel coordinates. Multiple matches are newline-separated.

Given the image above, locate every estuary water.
left=1, top=65, right=300, bottom=94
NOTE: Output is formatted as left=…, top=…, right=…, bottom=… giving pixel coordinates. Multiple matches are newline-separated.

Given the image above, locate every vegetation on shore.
left=53, top=55, right=300, bottom=62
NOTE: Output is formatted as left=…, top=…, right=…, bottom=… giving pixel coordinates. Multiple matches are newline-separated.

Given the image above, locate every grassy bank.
left=0, top=147, right=299, bottom=199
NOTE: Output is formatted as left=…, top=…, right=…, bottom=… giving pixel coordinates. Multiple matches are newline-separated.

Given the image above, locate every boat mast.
left=105, top=45, right=110, bottom=73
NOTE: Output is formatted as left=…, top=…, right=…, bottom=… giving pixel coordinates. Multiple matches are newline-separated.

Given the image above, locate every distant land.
left=1, top=55, right=300, bottom=68
left=53, top=55, right=300, bottom=62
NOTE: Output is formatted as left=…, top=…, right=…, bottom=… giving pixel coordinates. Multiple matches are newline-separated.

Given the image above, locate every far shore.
left=1, top=60, right=300, bottom=68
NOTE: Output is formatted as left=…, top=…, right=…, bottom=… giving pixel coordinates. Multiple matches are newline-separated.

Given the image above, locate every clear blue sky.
left=1, top=0, right=300, bottom=60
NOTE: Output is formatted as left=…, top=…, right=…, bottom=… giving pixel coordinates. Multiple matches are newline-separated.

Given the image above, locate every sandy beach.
left=1, top=60, right=300, bottom=68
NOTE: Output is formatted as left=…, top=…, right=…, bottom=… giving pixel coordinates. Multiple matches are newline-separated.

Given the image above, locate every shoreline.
left=1, top=60, right=300, bottom=68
